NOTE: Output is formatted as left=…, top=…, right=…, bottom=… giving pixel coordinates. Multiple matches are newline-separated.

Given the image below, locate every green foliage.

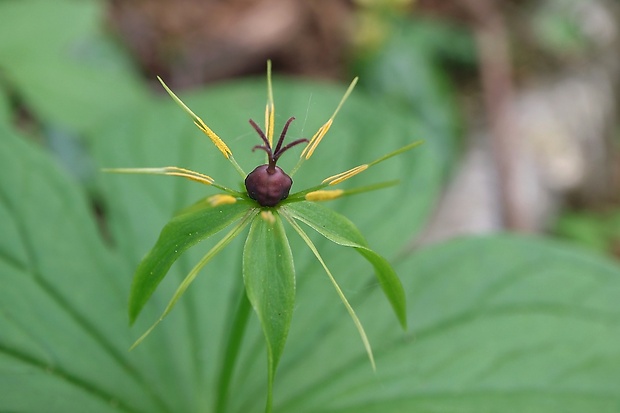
left=278, top=235, right=620, bottom=413
left=0, top=0, right=146, bottom=133
left=0, top=124, right=169, bottom=413
left=116, top=68, right=418, bottom=407
left=353, top=15, right=475, bottom=170
left=554, top=210, right=620, bottom=255
left=283, top=201, right=406, bottom=329
left=3, top=122, right=620, bottom=411
left=1, top=1, right=620, bottom=412
left=243, top=212, right=296, bottom=411
left=128, top=201, right=251, bottom=324
left=0, top=88, right=9, bottom=123
left=531, top=0, right=591, bottom=57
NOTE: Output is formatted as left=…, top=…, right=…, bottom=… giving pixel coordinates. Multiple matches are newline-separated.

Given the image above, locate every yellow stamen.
left=265, top=60, right=275, bottom=146
left=301, top=119, right=332, bottom=160
left=316, top=140, right=424, bottom=187
left=305, top=189, right=344, bottom=202
left=207, top=194, right=237, bottom=207
left=192, top=120, right=233, bottom=159
left=103, top=166, right=214, bottom=185
left=322, top=164, right=369, bottom=186
left=260, top=210, right=276, bottom=224
left=300, top=77, right=358, bottom=160
left=158, top=76, right=232, bottom=159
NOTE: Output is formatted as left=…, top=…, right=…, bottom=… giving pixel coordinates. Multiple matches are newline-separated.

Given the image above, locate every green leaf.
left=276, top=236, right=620, bottom=413
left=356, top=17, right=467, bottom=164
left=95, top=75, right=446, bottom=255
left=0, top=87, right=9, bottom=124
left=4, top=66, right=620, bottom=413
left=91, top=75, right=443, bottom=412
left=0, top=124, right=174, bottom=412
left=1, top=48, right=450, bottom=410
left=129, top=199, right=251, bottom=324
left=0, top=1, right=146, bottom=132
left=130, top=209, right=256, bottom=349
left=281, top=211, right=376, bottom=371
left=284, top=201, right=407, bottom=328
left=554, top=210, right=620, bottom=254
left=243, top=211, right=295, bottom=412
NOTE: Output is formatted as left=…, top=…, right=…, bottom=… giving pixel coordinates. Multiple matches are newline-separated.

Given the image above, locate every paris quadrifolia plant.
left=105, top=61, right=421, bottom=411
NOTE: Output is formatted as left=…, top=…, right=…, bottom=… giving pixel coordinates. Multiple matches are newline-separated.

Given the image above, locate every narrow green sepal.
left=280, top=209, right=376, bottom=370
left=243, top=211, right=295, bottom=412
left=284, top=202, right=407, bottom=329
left=130, top=210, right=256, bottom=349
left=128, top=200, right=251, bottom=324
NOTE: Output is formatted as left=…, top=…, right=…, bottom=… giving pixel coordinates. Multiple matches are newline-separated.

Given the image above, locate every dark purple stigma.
left=244, top=117, right=307, bottom=207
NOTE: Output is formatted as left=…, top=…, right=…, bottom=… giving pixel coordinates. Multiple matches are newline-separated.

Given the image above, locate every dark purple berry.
left=244, top=117, right=307, bottom=207
left=245, top=165, right=292, bottom=207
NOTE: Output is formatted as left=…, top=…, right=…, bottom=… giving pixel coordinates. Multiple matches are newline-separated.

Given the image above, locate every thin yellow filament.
left=301, top=119, right=332, bottom=160
left=315, top=141, right=424, bottom=187
left=322, top=164, right=369, bottom=186
left=103, top=167, right=214, bottom=185
left=305, top=189, right=344, bottom=202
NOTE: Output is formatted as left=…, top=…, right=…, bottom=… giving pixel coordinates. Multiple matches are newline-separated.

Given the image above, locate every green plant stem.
left=214, top=284, right=253, bottom=413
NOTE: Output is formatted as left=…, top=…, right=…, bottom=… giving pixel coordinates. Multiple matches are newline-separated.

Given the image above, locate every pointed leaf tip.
left=157, top=75, right=234, bottom=160
left=281, top=209, right=376, bottom=370
left=128, top=201, right=250, bottom=324
left=243, top=212, right=295, bottom=411
left=284, top=202, right=407, bottom=329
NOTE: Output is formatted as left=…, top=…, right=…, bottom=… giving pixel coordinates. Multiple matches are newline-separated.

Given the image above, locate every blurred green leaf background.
left=1, top=0, right=620, bottom=412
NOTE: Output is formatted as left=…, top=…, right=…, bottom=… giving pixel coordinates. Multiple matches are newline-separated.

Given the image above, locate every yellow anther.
left=102, top=166, right=214, bottom=186
left=314, top=141, right=423, bottom=187
left=158, top=76, right=232, bottom=159
left=192, top=120, right=233, bottom=159
left=207, top=194, right=237, bottom=207
left=301, top=119, right=332, bottom=160
left=265, top=60, right=275, bottom=146
left=162, top=167, right=215, bottom=184
left=322, top=164, right=369, bottom=185
left=300, top=77, right=358, bottom=161
left=260, top=210, right=276, bottom=224
left=265, top=103, right=275, bottom=146
left=305, top=189, right=344, bottom=202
